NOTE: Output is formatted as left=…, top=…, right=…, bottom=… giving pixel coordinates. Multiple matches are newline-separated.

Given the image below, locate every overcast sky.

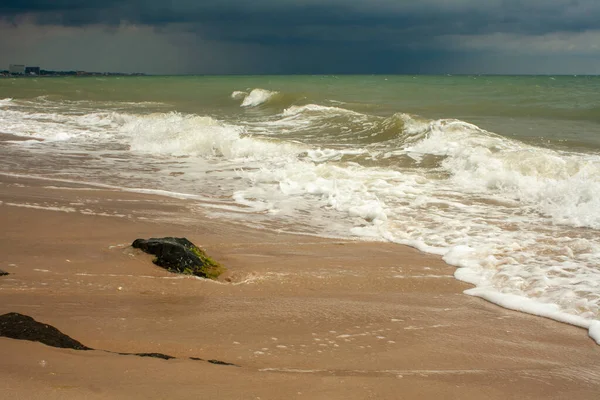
left=1, top=1, right=599, bottom=74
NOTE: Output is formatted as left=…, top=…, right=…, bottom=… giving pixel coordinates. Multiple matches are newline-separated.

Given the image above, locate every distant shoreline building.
left=9, top=64, right=25, bottom=75
left=25, top=66, right=40, bottom=75
left=3, top=63, right=146, bottom=77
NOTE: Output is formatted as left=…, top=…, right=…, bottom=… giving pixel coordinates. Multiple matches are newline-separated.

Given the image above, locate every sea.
left=1, top=75, right=599, bottom=343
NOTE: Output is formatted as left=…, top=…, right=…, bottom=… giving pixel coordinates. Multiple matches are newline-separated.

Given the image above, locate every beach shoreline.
left=1, top=173, right=600, bottom=399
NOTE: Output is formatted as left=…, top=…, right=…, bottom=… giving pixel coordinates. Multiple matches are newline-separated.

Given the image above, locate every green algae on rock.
left=132, top=237, right=225, bottom=280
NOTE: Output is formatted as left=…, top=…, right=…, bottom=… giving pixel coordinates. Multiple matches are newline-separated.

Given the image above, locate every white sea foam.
left=121, top=111, right=302, bottom=159
left=404, top=117, right=600, bottom=229
left=231, top=91, right=247, bottom=100
left=0, top=107, right=120, bottom=141
left=281, top=104, right=363, bottom=117
left=590, top=321, right=600, bottom=344
left=463, top=285, right=600, bottom=344
left=0, top=98, right=14, bottom=107
left=240, top=88, right=278, bottom=107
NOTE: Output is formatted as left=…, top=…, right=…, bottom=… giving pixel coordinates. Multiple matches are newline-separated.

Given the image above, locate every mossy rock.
left=132, top=237, right=225, bottom=280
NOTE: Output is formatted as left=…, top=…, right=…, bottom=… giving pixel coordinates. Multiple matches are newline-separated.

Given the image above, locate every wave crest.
left=239, top=89, right=279, bottom=108
left=121, top=111, right=301, bottom=159
left=281, top=104, right=363, bottom=117
left=231, top=91, right=247, bottom=100
left=402, top=116, right=600, bottom=228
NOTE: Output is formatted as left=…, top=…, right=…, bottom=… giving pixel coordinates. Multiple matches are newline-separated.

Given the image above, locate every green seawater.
left=2, top=75, right=599, bottom=151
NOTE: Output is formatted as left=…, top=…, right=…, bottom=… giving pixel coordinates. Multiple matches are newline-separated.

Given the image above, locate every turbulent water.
left=1, top=75, right=600, bottom=343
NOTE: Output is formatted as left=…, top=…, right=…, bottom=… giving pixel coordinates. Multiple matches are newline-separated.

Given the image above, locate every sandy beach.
left=1, top=173, right=599, bottom=399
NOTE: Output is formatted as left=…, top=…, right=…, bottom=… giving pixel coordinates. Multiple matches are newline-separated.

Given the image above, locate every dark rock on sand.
left=119, top=352, right=175, bottom=360
left=208, top=359, right=239, bottom=366
left=132, top=237, right=225, bottom=280
left=0, top=270, right=8, bottom=276
left=0, top=312, right=92, bottom=350
left=0, top=312, right=238, bottom=366
left=190, top=357, right=238, bottom=366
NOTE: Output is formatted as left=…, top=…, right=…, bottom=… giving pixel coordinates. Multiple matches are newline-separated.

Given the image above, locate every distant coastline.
left=1, top=69, right=146, bottom=78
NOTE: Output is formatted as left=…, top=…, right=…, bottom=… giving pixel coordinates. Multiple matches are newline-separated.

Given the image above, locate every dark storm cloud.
left=3, top=1, right=600, bottom=36
left=1, top=1, right=600, bottom=74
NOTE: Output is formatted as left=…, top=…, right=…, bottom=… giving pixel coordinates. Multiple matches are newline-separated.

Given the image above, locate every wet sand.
left=1, top=174, right=599, bottom=399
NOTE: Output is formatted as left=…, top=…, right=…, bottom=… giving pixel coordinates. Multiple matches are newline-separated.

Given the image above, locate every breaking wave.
left=239, top=89, right=279, bottom=108
left=121, top=112, right=302, bottom=159
left=233, top=88, right=306, bottom=110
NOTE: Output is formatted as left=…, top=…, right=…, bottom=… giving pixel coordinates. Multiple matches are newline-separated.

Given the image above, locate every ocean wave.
left=231, top=91, right=247, bottom=100
left=233, top=88, right=307, bottom=110
left=0, top=107, right=121, bottom=141
left=249, top=103, right=377, bottom=143
left=253, top=106, right=427, bottom=146
left=281, top=104, right=364, bottom=117
left=403, top=117, right=600, bottom=229
left=239, top=88, right=279, bottom=107
left=360, top=113, right=429, bottom=144
left=0, top=98, right=14, bottom=107
left=257, top=103, right=600, bottom=231
left=120, top=111, right=302, bottom=159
